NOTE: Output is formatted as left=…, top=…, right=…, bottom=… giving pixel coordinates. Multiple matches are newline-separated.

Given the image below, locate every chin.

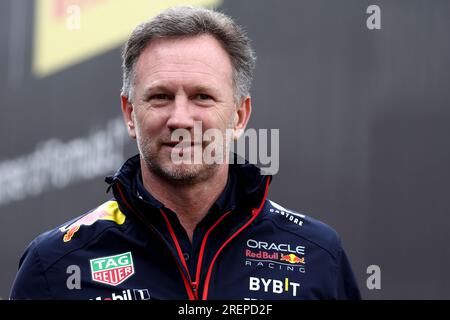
left=163, top=162, right=215, bottom=183
left=141, top=146, right=222, bottom=184
left=145, top=156, right=216, bottom=185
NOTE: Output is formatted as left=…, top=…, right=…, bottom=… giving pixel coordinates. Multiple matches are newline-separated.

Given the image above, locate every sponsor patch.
left=60, top=201, right=126, bottom=242
left=249, top=276, right=300, bottom=297
left=268, top=200, right=305, bottom=227
left=92, top=289, right=150, bottom=300
left=90, top=252, right=134, bottom=286
left=245, top=239, right=306, bottom=273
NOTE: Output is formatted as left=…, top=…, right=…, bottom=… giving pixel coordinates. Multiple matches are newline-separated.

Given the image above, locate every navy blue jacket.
left=10, top=154, right=361, bottom=300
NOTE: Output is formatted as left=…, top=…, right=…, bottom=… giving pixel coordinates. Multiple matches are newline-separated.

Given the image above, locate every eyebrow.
left=141, top=84, right=221, bottom=98
left=141, top=85, right=170, bottom=97
left=191, top=85, right=221, bottom=95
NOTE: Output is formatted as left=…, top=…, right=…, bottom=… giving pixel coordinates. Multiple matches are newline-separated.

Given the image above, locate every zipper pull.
left=191, top=281, right=199, bottom=299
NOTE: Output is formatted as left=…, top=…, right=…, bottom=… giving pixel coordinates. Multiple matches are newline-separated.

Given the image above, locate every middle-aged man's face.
left=122, top=34, right=246, bottom=184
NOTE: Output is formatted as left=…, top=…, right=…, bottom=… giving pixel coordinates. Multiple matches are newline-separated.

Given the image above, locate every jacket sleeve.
left=335, top=248, right=361, bottom=300
left=9, top=240, right=52, bottom=300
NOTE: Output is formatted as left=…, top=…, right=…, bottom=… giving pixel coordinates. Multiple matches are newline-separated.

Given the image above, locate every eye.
left=195, top=94, right=213, bottom=100
left=150, top=94, right=170, bottom=100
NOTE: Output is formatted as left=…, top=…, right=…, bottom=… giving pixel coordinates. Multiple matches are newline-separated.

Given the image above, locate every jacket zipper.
left=159, top=208, right=198, bottom=299
left=201, top=177, right=271, bottom=299
left=160, top=207, right=238, bottom=300
left=116, top=183, right=196, bottom=299
left=115, top=177, right=270, bottom=300
left=194, top=209, right=234, bottom=297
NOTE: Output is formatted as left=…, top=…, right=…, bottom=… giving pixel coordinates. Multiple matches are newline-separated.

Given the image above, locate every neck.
left=140, top=160, right=229, bottom=243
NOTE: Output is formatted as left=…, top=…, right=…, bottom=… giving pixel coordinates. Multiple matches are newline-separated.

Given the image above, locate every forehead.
left=134, top=34, right=233, bottom=89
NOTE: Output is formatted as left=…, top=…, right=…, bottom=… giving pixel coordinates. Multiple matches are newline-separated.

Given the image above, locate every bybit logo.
left=249, top=277, right=300, bottom=297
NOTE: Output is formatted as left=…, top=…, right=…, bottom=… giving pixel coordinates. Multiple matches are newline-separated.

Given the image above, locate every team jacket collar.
left=105, top=154, right=272, bottom=300
left=105, top=153, right=270, bottom=216
left=134, top=161, right=237, bottom=215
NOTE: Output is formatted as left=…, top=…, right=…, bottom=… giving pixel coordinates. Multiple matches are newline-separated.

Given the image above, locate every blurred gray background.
left=1, top=0, right=449, bottom=299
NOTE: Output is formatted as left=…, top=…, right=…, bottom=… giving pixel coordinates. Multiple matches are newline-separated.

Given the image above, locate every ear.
left=233, top=96, right=252, bottom=140
left=121, top=95, right=136, bottom=139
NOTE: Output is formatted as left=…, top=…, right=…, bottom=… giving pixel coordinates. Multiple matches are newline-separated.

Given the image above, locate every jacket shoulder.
left=25, top=200, right=127, bottom=271
left=259, top=199, right=343, bottom=259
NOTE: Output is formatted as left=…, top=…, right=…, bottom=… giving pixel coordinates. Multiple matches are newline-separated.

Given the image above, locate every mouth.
left=162, top=141, right=202, bottom=149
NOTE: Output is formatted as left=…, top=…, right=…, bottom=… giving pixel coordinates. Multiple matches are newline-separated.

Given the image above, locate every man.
left=10, top=6, right=360, bottom=300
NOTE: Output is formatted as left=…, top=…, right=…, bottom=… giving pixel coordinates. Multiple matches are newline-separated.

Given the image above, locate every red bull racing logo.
left=245, top=239, right=306, bottom=273
left=59, top=201, right=126, bottom=242
left=280, top=253, right=305, bottom=264
left=245, top=249, right=279, bottom=260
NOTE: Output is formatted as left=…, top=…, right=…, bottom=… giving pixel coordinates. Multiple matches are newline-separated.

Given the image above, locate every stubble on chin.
left=140, top=143, right=220, bottom=185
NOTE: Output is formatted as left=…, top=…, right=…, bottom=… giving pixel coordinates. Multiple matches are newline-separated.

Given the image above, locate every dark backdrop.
left=1, top=0, right=449, bottom=299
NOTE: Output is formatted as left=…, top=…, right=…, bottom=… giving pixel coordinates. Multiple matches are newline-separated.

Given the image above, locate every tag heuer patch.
left=90, top=252, right=134, bottom=286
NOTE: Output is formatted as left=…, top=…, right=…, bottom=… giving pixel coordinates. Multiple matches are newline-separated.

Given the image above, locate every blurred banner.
left=33, top=0, right=221, bottom=77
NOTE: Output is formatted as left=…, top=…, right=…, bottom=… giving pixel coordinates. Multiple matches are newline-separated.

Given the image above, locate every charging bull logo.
left=60, top=201, right=126, bottom=242
left=280, top=253, right=305, bottom=264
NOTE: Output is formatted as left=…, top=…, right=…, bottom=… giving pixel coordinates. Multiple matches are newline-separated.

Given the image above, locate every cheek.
left=137, top=111, right=166, bottom=134
left=204, top=107, right=235, bottom=129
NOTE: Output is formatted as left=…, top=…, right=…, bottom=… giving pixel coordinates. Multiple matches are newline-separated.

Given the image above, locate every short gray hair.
left=121, top=6, right=256, bottom=103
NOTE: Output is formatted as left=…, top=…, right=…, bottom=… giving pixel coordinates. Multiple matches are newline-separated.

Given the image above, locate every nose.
left=166, top=95, right=194, bottom=131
